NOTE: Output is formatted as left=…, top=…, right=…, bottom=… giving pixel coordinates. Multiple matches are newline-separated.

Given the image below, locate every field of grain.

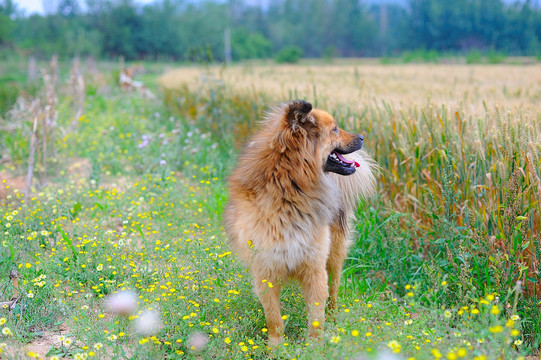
left=160, top=62, right=541, bottom=113
left=0, top=60, right=539, bottom=359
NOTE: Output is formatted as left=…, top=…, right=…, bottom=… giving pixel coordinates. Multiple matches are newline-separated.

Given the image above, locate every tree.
left=329, top=0, right=376, bottom=56
left=138, top=0, right=182, bottom=59
left=0, top=0, right=15, bottom=45
left=178, top=2, right=229, bottom=61
left=99, top=0, right=141, bottom=59
left=369, top=3, right=409, bottom=55
left=4, top=0, right=541, bottom=60
left=0, top=0, right=15, bottom=16
left=56, top=0, right=80, bottom=17
left=232, top=29, right=272, bottom=60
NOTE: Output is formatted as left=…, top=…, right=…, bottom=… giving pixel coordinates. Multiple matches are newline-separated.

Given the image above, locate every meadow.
left=0, top=59, right=539, bottom=359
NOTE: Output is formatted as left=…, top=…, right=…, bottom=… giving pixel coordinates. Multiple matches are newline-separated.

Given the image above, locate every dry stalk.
left=9, top=269, right=20, bottom=298
left=69, top=57, right=85, bottom=128
left=0, top=270, right=21, bottom=310
left=119, top=55, right=125, bottom=73
left=25, top=109, right=39, bottom=198
left=40, top=55, right=59, bottom=185
left=27, top=56, right=37, bottom=83
left=86, top=56, right=97, bottom=75
left=21, top=55, right=59, bottom=198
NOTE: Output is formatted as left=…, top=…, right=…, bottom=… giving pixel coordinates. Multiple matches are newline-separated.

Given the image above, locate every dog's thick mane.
left=329, top=150, right=379, bottom=216
left=234, top=103, right=327, bottom=199
left=227, top=103, right=339, bottom=251
left=262, top=103, right=378, bottom=212
left=233, top=104, right=378, bottom=211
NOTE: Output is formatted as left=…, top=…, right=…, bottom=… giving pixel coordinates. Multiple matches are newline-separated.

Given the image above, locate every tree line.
left=1, top=0, right=540, bottom=61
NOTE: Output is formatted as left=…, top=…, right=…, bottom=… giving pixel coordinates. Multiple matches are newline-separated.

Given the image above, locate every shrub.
left=0, top=81, right=19, bottom=115
left=487, top=50, right=505, bottom=64
left=232, top=30, right=273, bottom=60
left=401, top=49, right=439, bottom=63
left=322, top=45, right=338, bottom=63
left=275, top=46, right=303, bottom=64
left=466, top=49, right=482, bottom=64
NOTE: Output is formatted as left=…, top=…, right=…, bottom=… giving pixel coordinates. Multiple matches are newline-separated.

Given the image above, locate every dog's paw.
left=308, top=333, right=325, bottom=344
left=267, top=335, right=284, bottom=347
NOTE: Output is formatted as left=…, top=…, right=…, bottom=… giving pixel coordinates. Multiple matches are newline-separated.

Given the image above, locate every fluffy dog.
left=225, top=100, right=377, bottom=345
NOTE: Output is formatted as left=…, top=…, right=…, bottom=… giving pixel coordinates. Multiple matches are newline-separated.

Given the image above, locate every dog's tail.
left=329, top=150, right=379, bottom=215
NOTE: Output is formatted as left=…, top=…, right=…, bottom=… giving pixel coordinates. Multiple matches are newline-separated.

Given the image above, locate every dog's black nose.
left=359, top=134, right=364, bottom=141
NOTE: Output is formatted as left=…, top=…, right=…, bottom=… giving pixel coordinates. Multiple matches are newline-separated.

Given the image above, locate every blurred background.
left=1, top=0, right=540, bottom=62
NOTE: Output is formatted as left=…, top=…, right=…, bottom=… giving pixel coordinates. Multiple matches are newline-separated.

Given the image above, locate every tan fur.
left=224, top=101, right=377, bottom=345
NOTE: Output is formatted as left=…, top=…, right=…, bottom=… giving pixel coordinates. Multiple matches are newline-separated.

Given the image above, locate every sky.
left=14, top=0, right=44, bottom=14
left=13, top=0, right=155, bottom=15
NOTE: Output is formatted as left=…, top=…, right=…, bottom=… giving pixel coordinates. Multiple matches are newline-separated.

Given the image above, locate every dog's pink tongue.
left=335, top=152, right=354, bottom=165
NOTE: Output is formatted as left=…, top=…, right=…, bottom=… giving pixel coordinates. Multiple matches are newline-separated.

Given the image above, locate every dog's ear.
left=285, top=100, right=314, bottom=130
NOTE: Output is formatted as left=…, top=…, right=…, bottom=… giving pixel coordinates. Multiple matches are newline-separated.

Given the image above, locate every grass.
left=0, top=60, right=538, bottom=359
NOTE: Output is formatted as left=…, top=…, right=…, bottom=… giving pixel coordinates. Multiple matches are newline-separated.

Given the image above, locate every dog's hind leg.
left=326, top=213, right=349, bottom=314
left=253, top=269, right=285, bottom=346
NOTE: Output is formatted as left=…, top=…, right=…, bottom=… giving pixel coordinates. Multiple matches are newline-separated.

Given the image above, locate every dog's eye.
left=332, top=126, right=338, bottom=133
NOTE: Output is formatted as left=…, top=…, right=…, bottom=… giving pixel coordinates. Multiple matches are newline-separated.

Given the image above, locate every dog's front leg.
left=298, top=260, right=329, bottom=340
left=254, top=270, right=285, bottom=346
left=326, top=215, right=349, bottom=314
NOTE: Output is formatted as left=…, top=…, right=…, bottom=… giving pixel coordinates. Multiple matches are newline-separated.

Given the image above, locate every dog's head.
left=284, top=100, right=364, bottom=176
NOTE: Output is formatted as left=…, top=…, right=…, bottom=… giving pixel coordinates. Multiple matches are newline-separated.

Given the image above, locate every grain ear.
left=285, top=100, right=314, bottom=130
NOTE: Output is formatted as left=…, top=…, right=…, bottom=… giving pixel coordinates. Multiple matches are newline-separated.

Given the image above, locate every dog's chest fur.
left=263, top=173, right=340, bottom=268
left=227, top=167, right=341, bottom=272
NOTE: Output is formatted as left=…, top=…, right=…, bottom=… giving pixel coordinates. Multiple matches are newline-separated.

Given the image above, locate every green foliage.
left=0, top=0, right=16, bottom=16
left=322, top=45, right=338, bottom=62
left=275, top=46, right=303, bottom=64
left=406, top=0, right=537, bottom=55
left=0, top=13, right=13, bottom=45
left=13, top=14, right=101, bottom=58
left=4, top=0, right=541, bottom=60
left=232, top=29, right=272, bottom=60
left=186, top=45, right=215, bottom=64
left=99, top=3, right=140, bottom=60
left=380, top=56, right=395, bottom=64
left=466, top=49, right=482, bottom=64
left=0, top=59, right=39, bottom=116
left=464, top=49, right=506, bottom=64
left=486, top=49, right=506, bottom=64
left=0, top=81, right=18, bottom=115
left=401, top=49, right=439, bottom=63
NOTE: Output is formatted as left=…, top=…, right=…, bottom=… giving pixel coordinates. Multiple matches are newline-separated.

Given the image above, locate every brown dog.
left=225, top=100, right=377, bottom=345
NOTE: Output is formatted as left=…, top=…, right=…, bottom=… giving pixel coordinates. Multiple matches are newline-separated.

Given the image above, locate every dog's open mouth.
left=328, top=151, right=359, bottom=169
left=324, top=150, right=361, bottom=176
left=324, top=134, right=364, bottom=176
